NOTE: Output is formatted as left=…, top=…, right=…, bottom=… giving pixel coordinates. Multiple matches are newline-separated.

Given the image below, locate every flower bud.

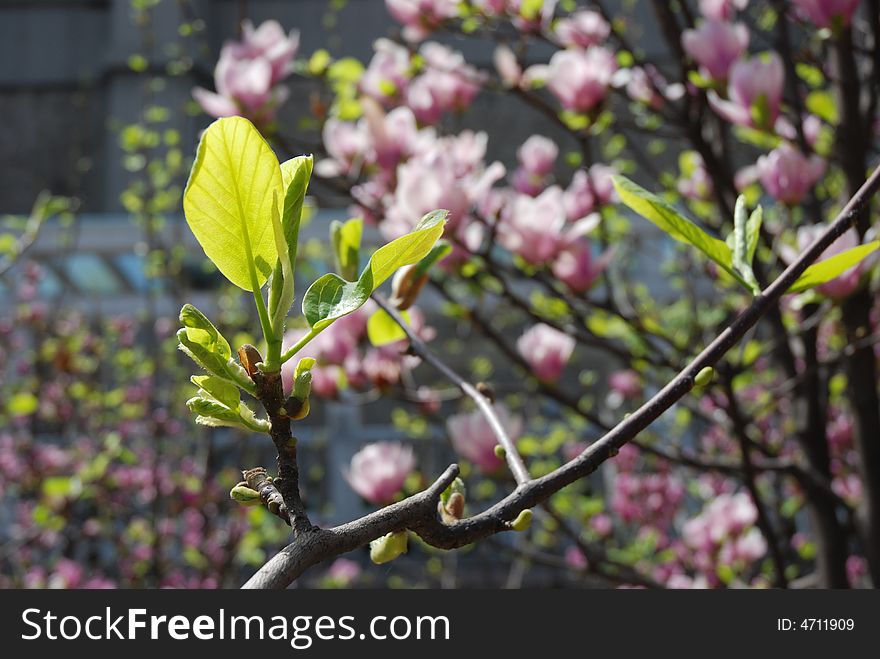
left=445, top=492, right=465, bottom=520
left=695, top=366, right=715, bottom=388
left=369, top=531, right=408, bottom=564
left=230, top=483, right=262, bottom=505
left=389, top=264, right=429, bottom=310
left=494, top=444, right=507, bottom=459
left=238, top=344, right=263, bottom=379
left=510, top=509, right=533, bottom=532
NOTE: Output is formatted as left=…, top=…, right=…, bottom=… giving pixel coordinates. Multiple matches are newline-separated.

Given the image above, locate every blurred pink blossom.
left=361, top=38, right=412, bottom=103
left=757, top=144, right=826, bottom=204
left=512, top=135, right=558, bottom=195
left=345, top=442, right=416, bottom=504
left=682, top=20, right=749, bottom=81
left=405, top=43, right=483, bottom=123
left=385, top=0, right=458, bottom=41
left=791, top=0, right=861, bottom=28
left=708, top=53, right=784, bottom=130
left=554, top=10, right=611, bottom=48
left=546, top=47, right=618, bottom=113
left=698, top=0, right=748, bottom=20
left=193, top=20, right=298, bottom=125
left=447, top=404, right=523, bottom=473
left=517, top=323, right=576, bottom=382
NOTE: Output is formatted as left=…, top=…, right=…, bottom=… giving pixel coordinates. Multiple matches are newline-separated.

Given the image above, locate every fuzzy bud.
left=230, top=483, right=262, bottom=505
left=510, top=509, right=533, bottom=532
left=370, top=531, right=408, bottom=564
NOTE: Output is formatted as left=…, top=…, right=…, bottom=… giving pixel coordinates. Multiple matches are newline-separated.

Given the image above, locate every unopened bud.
left=445, top=492, right=465, bottom=520
left=476, top=382, right=495, bottom=402
left=230, top=484, right=261, bottom=505
left=695, top=366, right=715, bottom=388
left=510, top=509, right=533, bottom=532
left=238, top=344, right=263, bottom=379
left=494, top=444, right=506, bottom=459
left=370, top=531, right=408, bottom=564
left=389, top=264, right=429, bottom=310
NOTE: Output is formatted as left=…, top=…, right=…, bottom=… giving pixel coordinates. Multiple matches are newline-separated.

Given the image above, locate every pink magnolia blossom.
left=552, top=238, right=612, bottom=293
left=517, top=323, right=576, bottom=382
left=794, top=226, right=868, bottom=299
left=756, top=144, right=826, bottom=204
left=791, top=0, right=861, bottom=28
left=512, top=135, right=558, bottom=195
left=405, top=43, right=482, bottom=124
left=316, top=119, right=369, bottom=177
left=498, top=187, right=568, bottom=264
left=682, top=20, right=749, bottom=81
left=193, top=20, right=298, bottom=125
left=383, top=130, right=504, bottom=242
left=554, top=10, right=611, bottom=48
left=385, top=0, right=459, bottom=41
left=344, top=442, right=416, bottom=504
left=698, top=0, right=748, bottom=20
left=546, top=47, right=618, bottom=113
left=446, top=404, right=523, bottom=473
left=360, top=38, right=412, bottom=103
left=494, top=45, right=523, bottom=88
left=326, top=558, right=361, bottom=586
left=708, top=53, right=784, bottom=130
left=609, top=370, right=643, bottom=399
left=565, top=546, right=589, bottom=570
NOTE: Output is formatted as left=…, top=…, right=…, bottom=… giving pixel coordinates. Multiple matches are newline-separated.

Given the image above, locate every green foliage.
left=183, top=116, right=281, bottom=291
left=177, top=304, right=254, bottom=394
left=727, top=196, right=762, bottom=294
left=613, top=176, right=753, bottom=290
left=367, top=308, right=411, bottom=347
left=302, top=210, right=447, bottom=333
left=330, top=217, right=363, bottom=281
left=788, top=241, right=879, bottom=294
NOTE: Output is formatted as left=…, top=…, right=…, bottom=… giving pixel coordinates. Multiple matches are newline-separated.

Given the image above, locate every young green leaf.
left=613, top=176, right=754, bottom=290
left=268, top=155, right=314, bottom=340
left=302, top=210, right=447, bottom=332
left=728, top=196, right=760, bottom=294
left=191, top=375, right=240, bottom=410
left=331, top=217, right=363, bottom=281
left=183, top=116, right=282, bottom=291
left=745, top=205, right=762, bottom=266
left=178, top=304, right=254, bottom=394
left=787, top=241, right=879, bottom=294
left=367, top=308, right=412, bottom=347
left=186, top=396, right=269, bottom=432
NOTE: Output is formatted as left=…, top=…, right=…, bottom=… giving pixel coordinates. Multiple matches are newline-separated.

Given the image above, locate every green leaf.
left=302, top=210, right=447, bottom=331
left=7, top=392, right=39, bottom=416
left=331, top=217, right=363, bottom=281
left=178, top=304, right=254, bottom=393
left=413, top=240, right=452, bottom=278
left=745, top=205, right=762, bottom=266
left=367, top=308, right=412, bottom=347
left=728, top=196, right=761, bottom=294
left=612, top=176, right=750, bottom=287
left=267, top=155, right=314, bottom=335
left=191, top=375, right=240, bottom=410
left=183, top=116, right=282, bottom=290
left=787, top=241, right=879, bottom=294
left=805, top=90, right=838, bottom=125
left=186, top=396, right=268, bottom=433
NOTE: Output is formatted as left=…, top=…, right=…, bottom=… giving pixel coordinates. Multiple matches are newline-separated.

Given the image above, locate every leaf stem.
left=280, top=326, right=322, bottom=364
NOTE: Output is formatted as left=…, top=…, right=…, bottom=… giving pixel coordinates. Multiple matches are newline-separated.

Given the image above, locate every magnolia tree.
left=176, top=0, right=880, bottom=590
